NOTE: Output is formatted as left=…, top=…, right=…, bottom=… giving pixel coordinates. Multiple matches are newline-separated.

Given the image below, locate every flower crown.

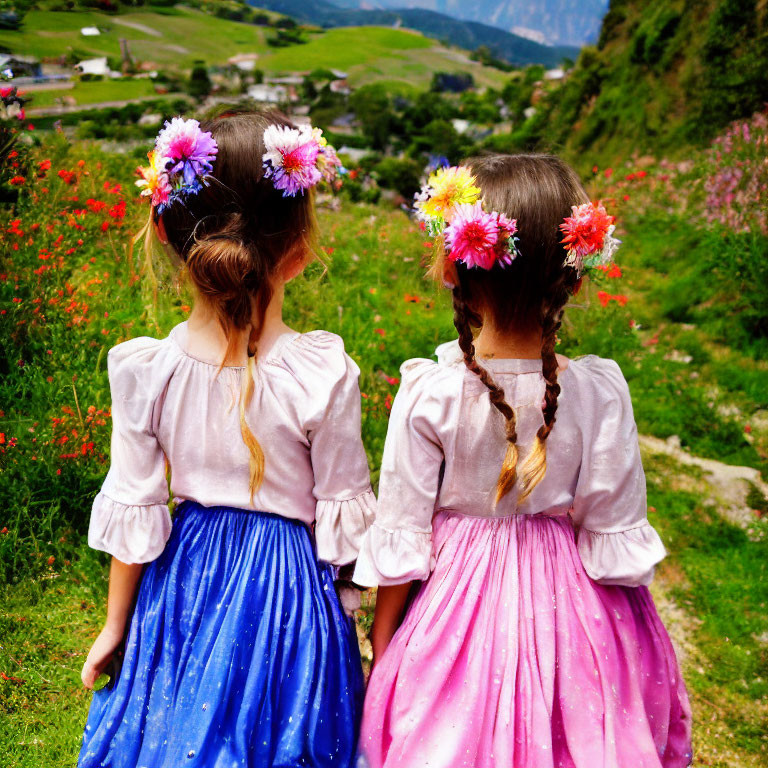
left=136, top=117, right=343, bottom=212
left=262, top=124, right=342, bottom=197
left=415, top=165, right=620, bottom=277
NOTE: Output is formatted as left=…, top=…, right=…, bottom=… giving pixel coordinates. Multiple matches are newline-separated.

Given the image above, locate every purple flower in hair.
left=155, top=117, right=218, bottom=190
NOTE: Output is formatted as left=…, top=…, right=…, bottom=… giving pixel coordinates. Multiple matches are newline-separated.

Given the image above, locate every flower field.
left=1, top=114, right=768, bottom=765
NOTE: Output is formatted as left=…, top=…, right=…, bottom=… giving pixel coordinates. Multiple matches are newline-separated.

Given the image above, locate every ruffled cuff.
left=315, top=488, right=376, bottom=566
left=577, top=521, right=666, bottom=587
left=88, top=491, right=172, bottom=564
left=353, top=521, right=434, bottom=587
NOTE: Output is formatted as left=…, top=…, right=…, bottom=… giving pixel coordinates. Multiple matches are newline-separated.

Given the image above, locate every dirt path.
left=111, top=18, right=162, bottom=37
left=640, top=434, right=768, bottom=534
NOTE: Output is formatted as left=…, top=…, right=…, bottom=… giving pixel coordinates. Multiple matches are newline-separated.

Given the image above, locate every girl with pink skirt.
left=354, top=155, right=693, bottom=768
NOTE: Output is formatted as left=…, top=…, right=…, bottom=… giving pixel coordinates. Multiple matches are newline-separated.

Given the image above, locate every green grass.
left=26, top=79, right=158, bottom=110
left=0, top=7, right=269, bottom=69
left=255, top=25, right=508, bottom=89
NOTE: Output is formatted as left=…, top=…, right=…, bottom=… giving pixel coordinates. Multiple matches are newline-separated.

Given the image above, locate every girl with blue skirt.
left=78, top=109, right=375, bottom=768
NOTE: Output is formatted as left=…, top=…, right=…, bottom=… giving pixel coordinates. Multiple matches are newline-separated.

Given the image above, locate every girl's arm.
left=370, top=582, right=413, bottom=667
left=81, top=557, right=143, bottom=689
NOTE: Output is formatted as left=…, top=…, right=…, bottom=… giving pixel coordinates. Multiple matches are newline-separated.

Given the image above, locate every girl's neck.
left=186, top=284, right=294, bottom=365
left=473, top=322, right=543, bottom=360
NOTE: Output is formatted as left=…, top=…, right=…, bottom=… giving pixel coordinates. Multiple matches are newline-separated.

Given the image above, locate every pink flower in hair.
left=559, top=201, right=614, bottom=257
left=262, top=124, right=322, bottom=197
left=445, top=203, right=517, bottom=270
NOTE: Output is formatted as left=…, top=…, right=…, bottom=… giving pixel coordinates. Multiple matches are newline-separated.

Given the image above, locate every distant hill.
left=251, top=0, right=580, bottom=67
left=329, top=0, right=609, bottom=47
left=511, top=0, right=768, bottom=159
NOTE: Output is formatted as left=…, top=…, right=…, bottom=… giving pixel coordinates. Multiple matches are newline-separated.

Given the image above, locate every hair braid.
left=452, top=287, right=519, bottom=503
left=517, top=282, right=569, bottom=502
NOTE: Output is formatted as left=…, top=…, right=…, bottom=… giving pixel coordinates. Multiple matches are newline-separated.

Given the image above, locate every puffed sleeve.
left=353, top=359, right=446, bottom=587
left=571, top=358, right=666, bottom=587
left=297, top=332, right=375, bottom=566
left=87, top=338, right=173, bottom=564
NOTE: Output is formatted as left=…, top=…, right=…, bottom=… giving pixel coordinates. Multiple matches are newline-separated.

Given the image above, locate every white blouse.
left=88, top=322, right=375, bottom=566
left=354, top=340, right=666, bottom=589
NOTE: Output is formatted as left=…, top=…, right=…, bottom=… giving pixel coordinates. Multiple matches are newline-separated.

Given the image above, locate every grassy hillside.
left=255, top=26, right=507, bottom=89
left=0, top=7, right=271, bottom=69
left=252, top=0, right=578, bottom=66
left=509, top=0, right=768, bottom=161
left=1, top=7, right=507, bottom=99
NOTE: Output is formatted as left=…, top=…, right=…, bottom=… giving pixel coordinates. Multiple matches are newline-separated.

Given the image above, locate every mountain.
left=328, top=0, right=610, bottom=47
left=508, top=0, right=768, bottom=160
left=252, top=0, right=580, bottom=67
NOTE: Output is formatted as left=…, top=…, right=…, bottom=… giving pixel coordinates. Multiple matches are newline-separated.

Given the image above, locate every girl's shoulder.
left=269, top=329, right=360, bottom=397
left=395, top=352, right=465, bottom=409
left=564, top=354, right=633, bottom=412
left=107, top=331, right=183, bottom=395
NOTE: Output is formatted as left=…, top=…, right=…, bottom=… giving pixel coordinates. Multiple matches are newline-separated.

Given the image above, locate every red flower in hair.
left=559, top=202, right=614, bottom=257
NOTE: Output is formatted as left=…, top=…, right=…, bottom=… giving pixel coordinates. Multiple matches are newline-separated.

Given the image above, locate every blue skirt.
left=79, top=501, right=364, bottom=768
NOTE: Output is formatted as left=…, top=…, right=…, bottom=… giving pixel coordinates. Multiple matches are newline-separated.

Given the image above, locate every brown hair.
left=159, top=107, right=318, bottom=497
left=435, top=154, right=588, bottom=504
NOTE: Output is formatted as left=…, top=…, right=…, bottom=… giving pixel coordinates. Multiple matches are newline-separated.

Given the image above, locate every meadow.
left=4, top=8, right=507, bottom=110
left=1, top=111, right=767, bottom=767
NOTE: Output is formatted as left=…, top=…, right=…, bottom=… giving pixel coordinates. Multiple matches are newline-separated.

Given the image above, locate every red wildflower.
left=9, top=176, right=25, bottom=186
left=57, top=170, right=76, bottom=185
left=101, top=221, right=109, bottom=232
left=597, top=290, right=610, bottom=308
left=108, top=201, right=126, bottom=220
left=374, top=328, right=386, bottom=337
left=606, top=264, right=623, bottom=279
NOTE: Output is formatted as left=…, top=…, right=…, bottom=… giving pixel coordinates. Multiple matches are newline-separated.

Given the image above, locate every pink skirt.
left=360, top=511, right=692, bottom=768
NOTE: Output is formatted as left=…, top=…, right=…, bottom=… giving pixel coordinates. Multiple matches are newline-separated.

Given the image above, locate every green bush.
left=373, top=157, right=422, bottom=199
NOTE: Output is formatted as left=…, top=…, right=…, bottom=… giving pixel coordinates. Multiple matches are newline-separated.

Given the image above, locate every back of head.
left=458, top=153, right=588, bottom=332
left=433, top=154, right=591, bottom=504
left=159, top=108, right=317, bottom=358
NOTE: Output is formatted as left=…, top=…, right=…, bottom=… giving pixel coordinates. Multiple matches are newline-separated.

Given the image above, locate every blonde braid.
left=452, top=288, right=520, bottom=503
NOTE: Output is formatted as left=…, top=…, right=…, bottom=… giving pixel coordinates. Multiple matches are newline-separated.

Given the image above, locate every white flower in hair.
left=262, top=124, right=322, bottom=197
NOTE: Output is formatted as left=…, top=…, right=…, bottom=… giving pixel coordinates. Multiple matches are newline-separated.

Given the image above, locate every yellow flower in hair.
left=135, top=150, right=171, bottom=209
left=419, top=166, right=481, bottom=221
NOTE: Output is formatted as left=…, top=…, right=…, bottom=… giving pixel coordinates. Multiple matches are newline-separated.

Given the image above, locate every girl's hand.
left=81, top=625, right=124, bottom=689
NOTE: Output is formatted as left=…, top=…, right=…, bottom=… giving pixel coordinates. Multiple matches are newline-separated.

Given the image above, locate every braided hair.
left=439, top=154, right=587, bottom=504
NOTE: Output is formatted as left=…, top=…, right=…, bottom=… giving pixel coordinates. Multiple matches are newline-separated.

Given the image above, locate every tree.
left=188, top=61, right=211, bottom=100
left=350, top=84, right=395, bottom=150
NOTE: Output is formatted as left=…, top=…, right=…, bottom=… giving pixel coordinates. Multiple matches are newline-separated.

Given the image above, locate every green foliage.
left=187, top=61, right=211, bottom=99
left=350, top=84, right=394, bottom=151
left=372, top=156, right=421, bottom=199
left=504, top=0, right=768, bottom=161
left=266, top=26, right=304, bottom=47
